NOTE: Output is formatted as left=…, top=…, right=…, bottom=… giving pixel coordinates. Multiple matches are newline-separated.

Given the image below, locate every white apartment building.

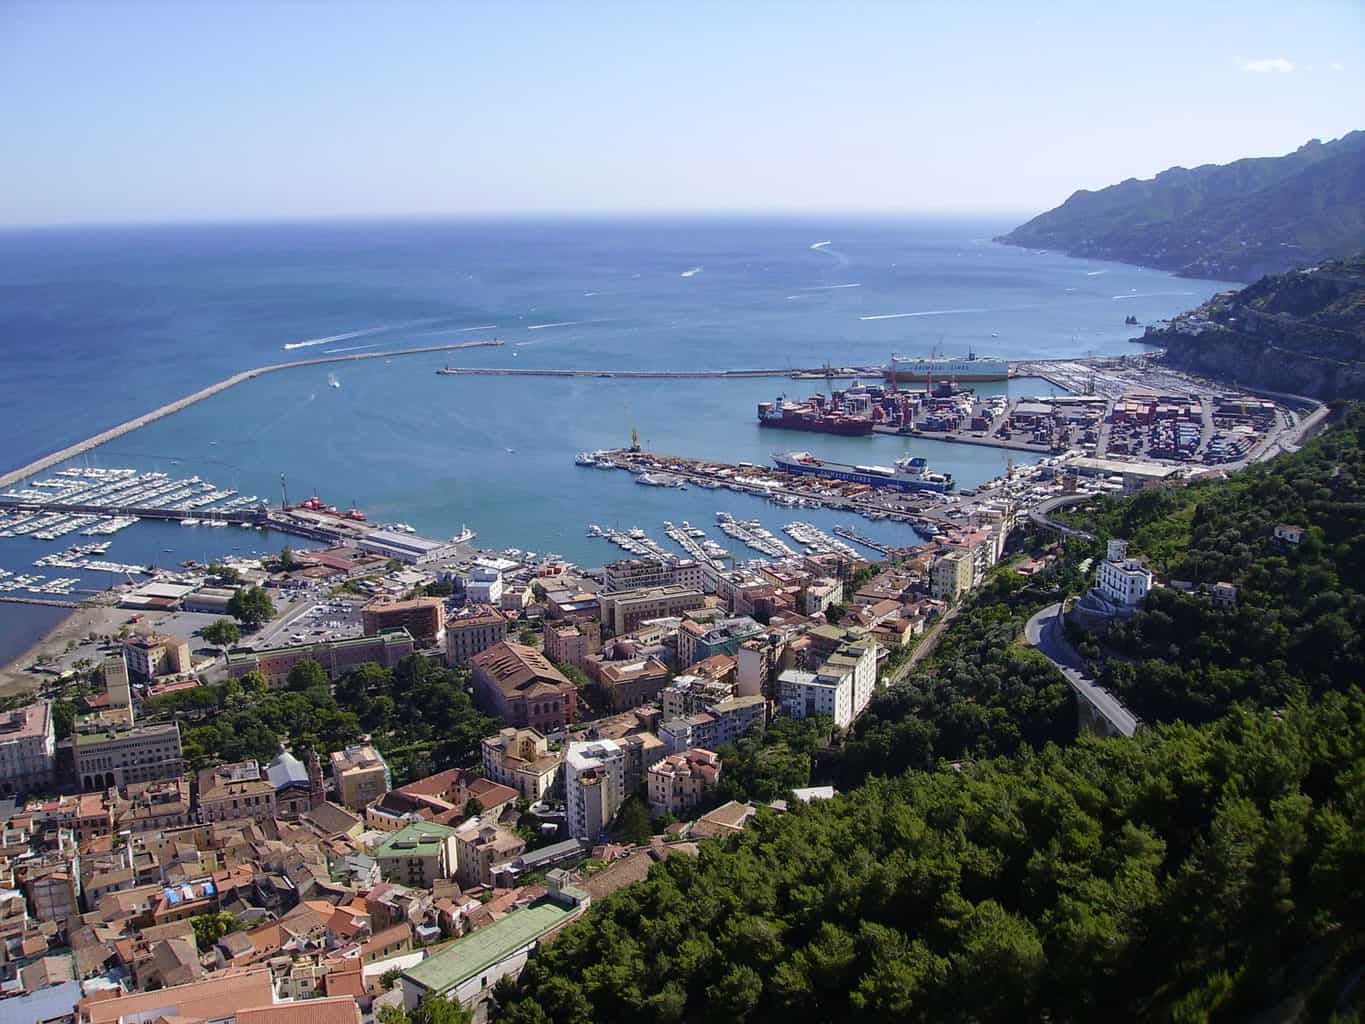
left=778, top=669, right=852, bottom=727
left=466, top=568, right=504, bottom=606
left=602, top=558, right=704, bottom=594
left=1098, top=540, right=1153, bottom=607
left=564, top=740, right=625, bottom=840
left=777, top=633, right=876, bottom=730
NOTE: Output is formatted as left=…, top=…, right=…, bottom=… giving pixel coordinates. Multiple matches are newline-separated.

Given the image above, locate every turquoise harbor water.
left=0, top=217, right=1236, bottom=662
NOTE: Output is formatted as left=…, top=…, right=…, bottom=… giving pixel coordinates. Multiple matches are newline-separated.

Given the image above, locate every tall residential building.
left=196, top=761, right=277, bottom=824
left=676, top=614, right=764, bottom=668
left=598, top=585, right=707, bottom=636
left=564, top=740, right=625, bottom=840
left=543, top=620, right=600, bottom=669
left=74, top=720, right=183, bottom=792
left=601, top=558, right=704, bottom=594
left=123, top=632, right=192, bottom=680
left=930, top=549, right=975, bottom=602
left=647, top=748, right=721, bottom=817
left=1098, top=540, right=1153, bottom=607
left=362, top=597, right=446, bottom=645
left=481, top=728, right=563, bottom=801
left=618, top=731, right=668, bottom=795
left=659, top=695, right=766, bottom=754
left=470, top=642, right=578, bottom=733
left=0, top=702, right=57, bottom=798
left=453, top=820, right=526, bottom=889
left=777, top=632, right=877, bottom=730
left=101, top=654, right=134, bottom=727
left=330, top=744, right=391, bottom=812
left=444, top=604, right=508, bottom=668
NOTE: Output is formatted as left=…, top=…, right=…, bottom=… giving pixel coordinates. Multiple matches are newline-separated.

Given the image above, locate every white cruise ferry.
left=887, top=352, right=1009, bottom=382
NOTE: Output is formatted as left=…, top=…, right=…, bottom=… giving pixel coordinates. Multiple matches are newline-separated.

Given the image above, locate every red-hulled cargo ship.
left=757, top=396, right=874, bottom=436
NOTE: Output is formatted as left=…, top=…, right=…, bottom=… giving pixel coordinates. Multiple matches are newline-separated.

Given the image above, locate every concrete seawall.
left=0, top=339, right=503, bottom=490
left=437, top=366, right=817, bottom=379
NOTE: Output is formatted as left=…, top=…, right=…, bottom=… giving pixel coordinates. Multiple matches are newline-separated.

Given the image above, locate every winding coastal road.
left=1025, top=602, right=1138, bottom=738
left=1027, top=495, right=1097, bottom=540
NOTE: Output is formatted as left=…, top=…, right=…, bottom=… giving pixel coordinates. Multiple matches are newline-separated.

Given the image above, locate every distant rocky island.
left=1146, top=254, right=1365, bottom=399
left=998, top=131, right=1365, bottom=281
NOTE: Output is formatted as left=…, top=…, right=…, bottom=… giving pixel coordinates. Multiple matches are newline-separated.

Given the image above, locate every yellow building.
left=329, top=744, right=391, bottom=812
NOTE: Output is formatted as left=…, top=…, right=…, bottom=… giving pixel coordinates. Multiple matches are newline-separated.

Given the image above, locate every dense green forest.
left=503, top=692, right=1365, bottom=1022
left=144, top=654, right=492, bottom=782
left=1065, top=404, right=1365, bottom=725
left=834, top=560, right=1084, bottom=789
left=497, top=408, right=1365, bottom=1021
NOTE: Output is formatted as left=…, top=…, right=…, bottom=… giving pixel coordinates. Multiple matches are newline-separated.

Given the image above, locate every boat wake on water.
left=321, top=343, right=382, bottom=354
left=860, top=307, right=987, bottom=320
left=1112, top=291, right=1196, bottom=300
left=528, top=319, right=595, bottom=330
left=281, top=317, right=442, bottom=350
left=809, top=240, right=850, bottom=268
left=414, top=324, right=498, bottom=337
left=681, top=266, right=703, bottom=278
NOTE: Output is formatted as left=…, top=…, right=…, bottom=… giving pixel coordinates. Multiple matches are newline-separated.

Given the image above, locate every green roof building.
left=400, top=871, right=590, bottom=1011
left=373, top=821, right=458, bottom=888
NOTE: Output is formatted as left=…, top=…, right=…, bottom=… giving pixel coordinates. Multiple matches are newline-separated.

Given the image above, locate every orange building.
left=362, top=597, right=445, bottom=645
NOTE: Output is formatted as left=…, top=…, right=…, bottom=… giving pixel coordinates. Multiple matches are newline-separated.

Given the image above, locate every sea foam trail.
left=804, top=283, right=862, bottom=290
left=282, top=325, right=394, bottom=351
left=527, top=319, right=617, bottom=330
left=1112, top=291, right=1195, bottom=300
left=681, top=266, right=703, bottom=278
left=281, top=318, right=443, bottom=350
left=1086, top=270, right=1107, bottom=276
left=860, top=308, right=987, bottom=320
left=321, top=343, right=382, bottom=354
left=810, top=241, right=832, bottom=250
left=415, top=325, right=499, bottom=337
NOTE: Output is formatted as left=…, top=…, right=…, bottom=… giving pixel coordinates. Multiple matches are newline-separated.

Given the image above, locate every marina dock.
left=434, top=366, right=876, bottom=380
left=0, top=339, right=505, bottom=491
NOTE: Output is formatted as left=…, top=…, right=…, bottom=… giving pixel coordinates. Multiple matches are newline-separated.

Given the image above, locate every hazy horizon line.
left=0, top=206, right=1041, bottom=234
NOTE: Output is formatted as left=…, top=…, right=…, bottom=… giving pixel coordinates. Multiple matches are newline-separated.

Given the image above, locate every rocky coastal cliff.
left=1146, top=255, right=1365, bottom=399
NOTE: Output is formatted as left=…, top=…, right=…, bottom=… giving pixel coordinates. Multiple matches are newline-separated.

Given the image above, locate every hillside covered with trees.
left=1065, top=403, right=1365, bottom=725
left=1149, top=254, right=1365, bottom=400
left=497, top=407, right=1365, bottom=1023
left=998, top=131, right=1365, bottom=281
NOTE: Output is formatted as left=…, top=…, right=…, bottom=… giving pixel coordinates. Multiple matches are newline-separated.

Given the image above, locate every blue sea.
left=0, top=216, right=1235, bottom=663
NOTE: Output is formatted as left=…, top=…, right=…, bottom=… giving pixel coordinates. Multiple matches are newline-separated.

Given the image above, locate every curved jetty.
left=0, top=339, right=503, bottom=489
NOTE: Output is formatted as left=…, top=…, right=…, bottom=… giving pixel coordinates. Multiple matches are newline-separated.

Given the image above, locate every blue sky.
left=2, top=0, right=1361, bottom=225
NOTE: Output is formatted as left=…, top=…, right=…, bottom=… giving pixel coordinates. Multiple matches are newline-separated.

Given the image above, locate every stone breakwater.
left=0, top=339, right=504, bottom=490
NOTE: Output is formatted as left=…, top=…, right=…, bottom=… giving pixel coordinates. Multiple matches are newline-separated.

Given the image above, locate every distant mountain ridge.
left=1148, top=253, right=1365, bottom=399
left=998, top=131, right=1365, bottom=281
